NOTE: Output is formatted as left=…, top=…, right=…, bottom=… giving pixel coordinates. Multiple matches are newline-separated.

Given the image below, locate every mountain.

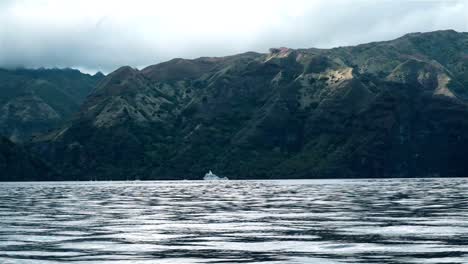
left=0, top=68, right=104, bottom=142
left=0, top=137, right=57, bottom=181
left=31, top=30, right=468, bottom=180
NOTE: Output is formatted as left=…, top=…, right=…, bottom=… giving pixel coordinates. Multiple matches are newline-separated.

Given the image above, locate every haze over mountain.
left=18, top=30, right=467, bottom=180
left=1, top=0, right=467, bottom=73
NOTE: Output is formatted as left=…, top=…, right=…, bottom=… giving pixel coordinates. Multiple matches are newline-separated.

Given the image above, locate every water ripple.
left=0, top=179, right=467, bottom=263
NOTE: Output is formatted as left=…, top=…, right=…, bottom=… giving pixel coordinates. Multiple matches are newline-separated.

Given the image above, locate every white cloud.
left=0, top=0, right=467, bottom=73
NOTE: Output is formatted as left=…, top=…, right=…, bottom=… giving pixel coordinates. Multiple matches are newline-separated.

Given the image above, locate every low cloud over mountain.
left=1, top=0, right=467, bottom=73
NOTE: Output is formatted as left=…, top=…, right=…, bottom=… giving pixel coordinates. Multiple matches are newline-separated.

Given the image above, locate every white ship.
left=203, top=170, right=229, bottom=181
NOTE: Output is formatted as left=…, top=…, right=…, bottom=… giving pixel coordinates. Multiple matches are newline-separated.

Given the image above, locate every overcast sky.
left=0, top=0, right=467, bottom=73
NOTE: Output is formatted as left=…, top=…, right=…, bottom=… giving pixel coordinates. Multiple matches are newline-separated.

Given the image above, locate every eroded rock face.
left=32, top=30, right=468, bottom=180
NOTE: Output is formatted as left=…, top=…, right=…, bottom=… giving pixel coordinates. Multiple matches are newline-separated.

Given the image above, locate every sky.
left=0, top=0, right=467, bottom=74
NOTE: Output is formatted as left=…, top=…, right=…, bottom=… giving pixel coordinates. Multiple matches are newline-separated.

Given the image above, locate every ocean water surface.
left=0, top=178, right=467, bottom=263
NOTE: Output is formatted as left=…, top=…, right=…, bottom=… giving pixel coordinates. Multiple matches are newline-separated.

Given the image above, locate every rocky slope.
left=32, top=30, right=468, bottom=180
left=0, top=68, right=104, bottom=142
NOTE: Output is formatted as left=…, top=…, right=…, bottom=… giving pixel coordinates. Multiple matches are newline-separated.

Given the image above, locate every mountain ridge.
left=12, top=29, right=468, bottom=180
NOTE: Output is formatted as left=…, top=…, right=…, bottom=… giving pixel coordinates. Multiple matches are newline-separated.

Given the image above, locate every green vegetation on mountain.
left=0, top=68, right=104, bottom=142
left=24, top=30, right=468, bottom=180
